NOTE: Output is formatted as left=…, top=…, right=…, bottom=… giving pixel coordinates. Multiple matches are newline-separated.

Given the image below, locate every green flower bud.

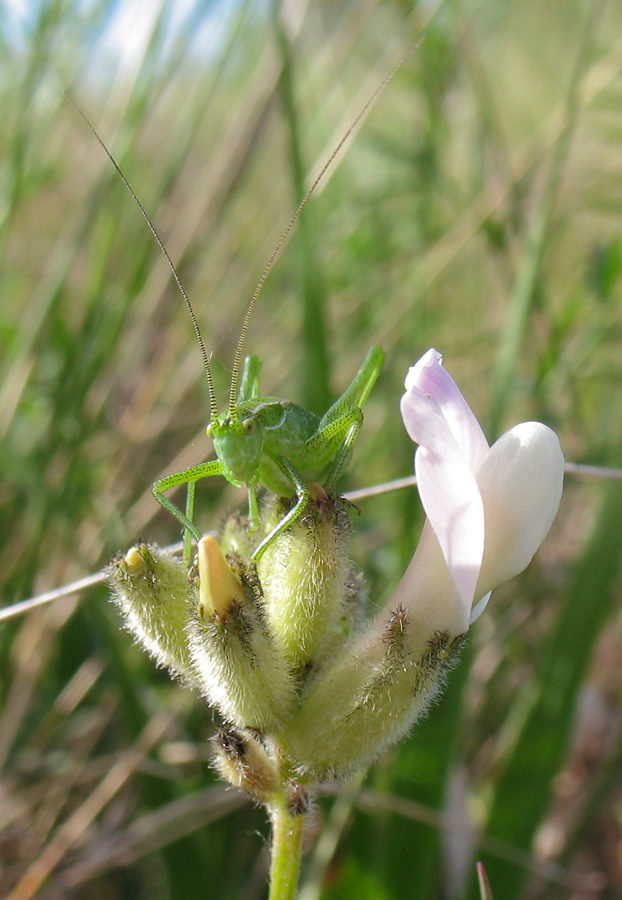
left=188, top=536, right=296, bottom=732
left=256, top=493, right=365, bottom=671
left=108, top=543, right=195, bottom=681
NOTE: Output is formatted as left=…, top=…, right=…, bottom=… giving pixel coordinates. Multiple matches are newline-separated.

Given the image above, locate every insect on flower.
left=68, top=60, right=413, bottom=560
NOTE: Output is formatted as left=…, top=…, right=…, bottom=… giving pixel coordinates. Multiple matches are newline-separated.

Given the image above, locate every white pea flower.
left=389, top=348, right=564, bottom=650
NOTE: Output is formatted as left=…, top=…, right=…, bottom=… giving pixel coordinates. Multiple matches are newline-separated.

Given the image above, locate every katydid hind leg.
left=238, top=355, right=262, bottom=404
left=290, top=346, right=382, bottom=489
left=317, top=408, right=365, bottom=489
left=319, top=345, right=384, bottom=428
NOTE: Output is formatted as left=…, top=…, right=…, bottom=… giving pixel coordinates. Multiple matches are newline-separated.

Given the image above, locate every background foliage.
left=2, top=0, right=622, bottom=897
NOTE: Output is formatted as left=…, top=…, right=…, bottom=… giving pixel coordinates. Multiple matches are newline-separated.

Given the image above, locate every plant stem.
left=268, top=798, right=305, bottom=900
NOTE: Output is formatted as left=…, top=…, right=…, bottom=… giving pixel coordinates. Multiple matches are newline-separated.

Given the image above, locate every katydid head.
left=207, top=407, right=264, bottom=487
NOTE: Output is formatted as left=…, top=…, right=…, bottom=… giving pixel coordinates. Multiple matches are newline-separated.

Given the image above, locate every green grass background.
left=2, top=0, right=622, bottom=897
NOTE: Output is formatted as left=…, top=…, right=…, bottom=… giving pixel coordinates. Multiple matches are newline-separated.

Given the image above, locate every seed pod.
left=188, top=537, right=296, bottom=732
left=283, top=606, right=464, bottom=780
left=108, top=543, right=195, bottom=682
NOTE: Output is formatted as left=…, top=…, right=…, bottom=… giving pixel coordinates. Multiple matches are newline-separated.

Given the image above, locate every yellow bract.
left=198, top=535, right=246, bottom=618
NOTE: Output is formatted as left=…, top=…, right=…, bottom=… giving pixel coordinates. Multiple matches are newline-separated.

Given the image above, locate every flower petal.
left=415, top=444, right=485, bottom=613
left=403, top=349, right=489, bottom=468
left=398, top=351, right=563, bottom=638
left=377, top=519, right=470, bottom=652
left=475, top=422, right=564, bottom=596
left=401, top=350, right=487, bottom=612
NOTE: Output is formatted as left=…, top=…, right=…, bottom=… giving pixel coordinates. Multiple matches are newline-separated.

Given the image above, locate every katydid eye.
left=206, top=423, right=213, bottom=438
left=242, top=417, right=256, bottom=435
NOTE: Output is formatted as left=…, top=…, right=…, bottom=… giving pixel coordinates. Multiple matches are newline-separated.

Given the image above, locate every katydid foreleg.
left=153, top=459, right=223, bottom=562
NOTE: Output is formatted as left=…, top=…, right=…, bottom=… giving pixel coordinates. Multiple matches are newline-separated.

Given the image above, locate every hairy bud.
left=108, top=543, right=194, bottom=681
left=283, top=610, right=463, bottom=780
left=188, top=539, right=296, bottom=732
left=212, top=727, right=278, bottom=803
left=256, top=494, right=365, bottom=671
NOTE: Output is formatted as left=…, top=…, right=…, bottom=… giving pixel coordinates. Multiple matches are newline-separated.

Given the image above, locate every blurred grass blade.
left=272, top=0, right=331, bottom=413
left=488, top=1, right=604, bottom=436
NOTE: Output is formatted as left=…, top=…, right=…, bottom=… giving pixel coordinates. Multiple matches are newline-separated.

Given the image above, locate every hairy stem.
left=268, top=797, right=305, bottom=900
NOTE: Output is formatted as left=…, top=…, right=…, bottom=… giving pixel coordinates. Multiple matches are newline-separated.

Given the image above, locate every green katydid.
left=73, top=58, right=410, bottom=562
left=154, top=343, right=383, bottom=562
left=147, top=188, right=384, bottom=562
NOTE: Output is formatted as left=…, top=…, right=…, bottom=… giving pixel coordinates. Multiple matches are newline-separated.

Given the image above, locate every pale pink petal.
left=397, top=351, right=563, bottom=644
left=401, top=351, right=486, bottom=612
left=415, top=446, right=484, bottom=613
left=376, top=520, right=471, bottom=654
left=404, top=349, right=489, bottom=468
left=475, top=423, right=564, bottom=596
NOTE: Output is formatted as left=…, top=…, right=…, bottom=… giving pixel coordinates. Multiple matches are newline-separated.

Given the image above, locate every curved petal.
left=415, top=445, right=485, bottom=612
left=475, top=423, right=564, bottom=596
left=401, top=350, right=486, bottom=611
left=376, top=519, right=471, bottom=654
left=404, top=349, right=489, bottom=468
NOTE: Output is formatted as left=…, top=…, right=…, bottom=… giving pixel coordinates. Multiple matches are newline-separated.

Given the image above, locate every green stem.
left=268, top=798, right=305, bottom=900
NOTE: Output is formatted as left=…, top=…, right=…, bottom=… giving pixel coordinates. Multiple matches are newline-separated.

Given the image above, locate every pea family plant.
left=101, top=57, right=563, bottom=900
left=109, top=346, right=563, bottom=899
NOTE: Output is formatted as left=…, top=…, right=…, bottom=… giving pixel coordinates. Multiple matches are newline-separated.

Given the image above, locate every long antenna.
left=227, top=44, right=421, bottom=418
left=65, top=93, right=220, bottom=422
